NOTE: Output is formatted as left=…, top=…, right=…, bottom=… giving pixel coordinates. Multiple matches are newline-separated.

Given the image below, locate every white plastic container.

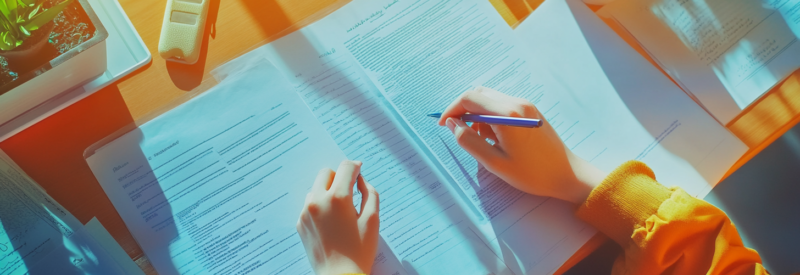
left=0, top=0, right=108, bottom=126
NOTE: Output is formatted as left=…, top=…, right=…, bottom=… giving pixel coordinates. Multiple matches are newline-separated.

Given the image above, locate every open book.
left=84, top=0, right=747, bottom=274
left=600, top=0, right=800, bottom=124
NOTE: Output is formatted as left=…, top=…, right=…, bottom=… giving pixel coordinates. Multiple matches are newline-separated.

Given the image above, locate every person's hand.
left=438, top=87, right=607, bottom=205
left=297, top=160, right=380, bottom=275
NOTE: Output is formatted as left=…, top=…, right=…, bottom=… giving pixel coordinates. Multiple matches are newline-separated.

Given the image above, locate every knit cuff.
left=575, top=160, right=672, bottom=246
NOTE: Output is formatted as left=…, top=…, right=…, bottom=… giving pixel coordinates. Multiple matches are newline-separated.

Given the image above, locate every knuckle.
left=370, top=188, right=380, bottom=200
left=507, top=109, right=523, bottom=118
left=507, top=102, right=536, bottom=118
left=454, top=127, right=469, bottom=143
left=455, top=134, right=469, bottom=146
left=519, top=102, right=537, bottom=117
left=331, top=191, right=350, bottom=201
left=462, top=89, right=479, bottom=101
left=367, top=212, right=380, bottom=227
left=306, top=201, right=321, bottom=215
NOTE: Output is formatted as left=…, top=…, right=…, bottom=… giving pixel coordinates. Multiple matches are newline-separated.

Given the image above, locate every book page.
left=0, top=152, right=129, bottom=275
left=86, top=64, right=350, bottom=275
left=602, top=0, right=800, bottom=123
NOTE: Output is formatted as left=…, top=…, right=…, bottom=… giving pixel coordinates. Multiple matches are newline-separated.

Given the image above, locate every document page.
left=602, top=0, right=800, bottom=123
left=0, top=152, right=128, bottom=275
left=86, top=64, right=348, bottom=275
left=259, top=27, right=512, bottom=274
left=83, top=218, right=146, bottom=275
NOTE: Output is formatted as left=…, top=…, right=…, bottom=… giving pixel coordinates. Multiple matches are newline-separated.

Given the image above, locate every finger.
left=357, top=175, right=379, bottom=223
left=302, top=192, right=313, bottom=209
left=357, top=174, right=368, bottom=215
left=313, top=168, right=334, bottom=193
left=438, top=87, right=517, bottom=126
left=479, top=87, right=517, bottom=101
left=297, top=193, right=313, bottom=233
left=477, top=88, right=543, bottom=119
left=446, top=117, right=504, bottom=165
left=471, top=122, right=498, bottom=145
left=470, top=121, right=481, bottom=132
left=330, top=160, right=361, bottom=199
left=479, top=123, right=498, bottom=144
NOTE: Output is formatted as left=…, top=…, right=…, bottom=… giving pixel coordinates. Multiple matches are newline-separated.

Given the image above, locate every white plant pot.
left=0, top=0, right=108, bottom=126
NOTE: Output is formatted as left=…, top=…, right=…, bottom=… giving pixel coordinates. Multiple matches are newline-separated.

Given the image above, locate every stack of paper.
left=84, top=0, right=749, bottom=274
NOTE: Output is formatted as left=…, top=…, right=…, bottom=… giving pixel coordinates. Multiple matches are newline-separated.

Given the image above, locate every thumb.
left=446, top=118, right=504, bottom=167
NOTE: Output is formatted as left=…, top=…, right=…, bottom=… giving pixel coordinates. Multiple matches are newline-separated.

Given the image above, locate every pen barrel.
left=460, top=114, right=542, bottom=128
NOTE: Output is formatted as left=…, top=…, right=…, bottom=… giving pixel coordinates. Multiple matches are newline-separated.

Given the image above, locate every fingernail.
left=446, top=118, right=456, bottom=133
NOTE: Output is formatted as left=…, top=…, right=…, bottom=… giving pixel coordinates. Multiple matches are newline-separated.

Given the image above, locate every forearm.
left=575, top=161, right=766, bottom=274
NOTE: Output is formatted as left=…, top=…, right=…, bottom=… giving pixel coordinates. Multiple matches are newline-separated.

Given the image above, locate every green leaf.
left=23, top=0, right=70, bottom=31
left=26, top=3, right=38, bottom=20
left=0, top=12, right=11, bottom=28
left=4, top=15, right=18, bottom=37
left=0, top=0, right=10, bottom=20
left=4, top=31, right=16, bottom=46
left=0, top=33, right=13, bottom=50
left=7, top=0, right=17, bottom=23
left=18, top=0, right=34, bottom=8
left=18, top=24, right=27, bottom=37
left=0, top=16, right=12, bottom=33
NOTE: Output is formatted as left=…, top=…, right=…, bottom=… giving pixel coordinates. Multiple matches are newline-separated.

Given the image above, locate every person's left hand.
left=297, top=160, right=380, bottom=275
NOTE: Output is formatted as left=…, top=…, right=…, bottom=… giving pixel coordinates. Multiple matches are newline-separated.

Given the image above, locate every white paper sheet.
left=512, top=0, right=748, bottom=270
left=83, top=218, right=145, bottom=275
left=211, top=49, right=414, bottom=275
left=86, top=64, right=349, bottom=275
left=601, top=0, right=800, bottom=123
left=0, top=153, right=128, bottom=275
left=517, top=0, right=748, bottom=197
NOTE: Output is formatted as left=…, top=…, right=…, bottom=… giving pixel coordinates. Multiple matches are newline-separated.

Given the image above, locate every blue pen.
left=427, top=113, right=543, bottom=128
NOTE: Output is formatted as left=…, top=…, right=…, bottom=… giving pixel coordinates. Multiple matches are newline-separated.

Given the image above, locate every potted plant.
left=0, top=0, right=73, bottom=63
left=0, top=0, right=108, bottom=126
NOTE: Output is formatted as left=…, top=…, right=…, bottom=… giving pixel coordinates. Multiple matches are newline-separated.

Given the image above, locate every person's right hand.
left=438, top=87, right=607, bottom=205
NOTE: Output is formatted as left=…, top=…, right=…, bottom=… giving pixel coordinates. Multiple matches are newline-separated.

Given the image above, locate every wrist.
left=566, top=151, right=606, bottom=205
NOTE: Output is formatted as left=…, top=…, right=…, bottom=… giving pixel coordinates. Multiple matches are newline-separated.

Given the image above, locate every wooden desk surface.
left=1, top=0, right=799, bottom=274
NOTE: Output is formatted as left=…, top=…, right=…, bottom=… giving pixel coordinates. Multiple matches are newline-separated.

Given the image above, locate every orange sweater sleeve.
left=576, top=161, right=768, bottom=275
